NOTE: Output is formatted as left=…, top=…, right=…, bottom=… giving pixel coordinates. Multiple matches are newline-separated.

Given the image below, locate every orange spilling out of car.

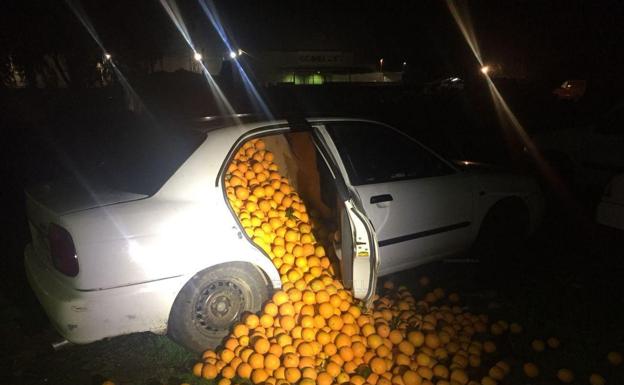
left=189, top=137, right=511, bottom=385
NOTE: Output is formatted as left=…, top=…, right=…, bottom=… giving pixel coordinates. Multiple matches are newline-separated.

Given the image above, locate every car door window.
left=325, top=122, right=455, bottom=185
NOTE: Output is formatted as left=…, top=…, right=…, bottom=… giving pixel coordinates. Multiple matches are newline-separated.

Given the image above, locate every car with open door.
left=24, top=116, right=542, bottom=352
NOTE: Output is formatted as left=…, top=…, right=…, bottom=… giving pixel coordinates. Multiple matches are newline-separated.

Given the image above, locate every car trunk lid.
left=25, top=178, right=147, bottom=269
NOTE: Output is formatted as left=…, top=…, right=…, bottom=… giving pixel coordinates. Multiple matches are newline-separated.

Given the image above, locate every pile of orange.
left=185, top=138, right=621, bottom=385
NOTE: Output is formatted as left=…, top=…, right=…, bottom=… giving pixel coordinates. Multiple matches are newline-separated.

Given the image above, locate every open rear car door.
left=309, top=125, right=379, bottom=306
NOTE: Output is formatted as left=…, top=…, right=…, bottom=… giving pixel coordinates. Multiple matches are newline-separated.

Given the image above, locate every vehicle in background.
left=553, top=80, right=587, bottom=101
left=596, top=173, right=624, bottom=231
left=24, top=116, right=542, bottom=352
left=532, top=102, right=624, bottom=189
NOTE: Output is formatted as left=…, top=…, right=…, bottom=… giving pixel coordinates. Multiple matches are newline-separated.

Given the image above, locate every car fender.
left=470, top=173, right=541, bottom=237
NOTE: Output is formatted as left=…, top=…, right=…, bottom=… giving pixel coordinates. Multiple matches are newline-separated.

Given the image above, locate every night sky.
left=2, top=1, right=624, bottom=84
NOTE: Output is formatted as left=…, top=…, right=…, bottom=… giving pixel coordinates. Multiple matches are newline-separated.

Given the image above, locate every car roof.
left=188, top=114, right=382, bottom=135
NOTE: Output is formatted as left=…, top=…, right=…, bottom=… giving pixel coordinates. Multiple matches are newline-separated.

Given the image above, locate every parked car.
left=553, top=80, right=587, bottom=101
left=596, top=173, right=624, bottom=231
left=532, top=102, right=624, bottom=188
left=24, top=116, right=543, bottom=351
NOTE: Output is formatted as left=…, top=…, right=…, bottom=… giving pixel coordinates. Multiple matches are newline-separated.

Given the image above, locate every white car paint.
left=25, top=117, right=542, bottom=345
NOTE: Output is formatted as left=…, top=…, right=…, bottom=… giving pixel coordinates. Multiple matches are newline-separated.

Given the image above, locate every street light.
left=379, top=58, right=384, bottom=73
left=194, top=52, right=202, bottom=61
left=480, top=65, right=490, bottom=75
left=104, top=53, right=111, bottom=60
left=229, top=51, right=237, bottom=59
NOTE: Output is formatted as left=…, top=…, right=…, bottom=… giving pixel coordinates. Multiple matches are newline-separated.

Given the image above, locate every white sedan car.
left=24, top=117, right=542, bottom=351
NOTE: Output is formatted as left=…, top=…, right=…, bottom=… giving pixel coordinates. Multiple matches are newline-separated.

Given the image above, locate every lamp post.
left=379, top=58, right=384, bottom=81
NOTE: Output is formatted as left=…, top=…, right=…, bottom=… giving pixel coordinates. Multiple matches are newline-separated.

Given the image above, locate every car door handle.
left=370, top=194, right=393, bottom=204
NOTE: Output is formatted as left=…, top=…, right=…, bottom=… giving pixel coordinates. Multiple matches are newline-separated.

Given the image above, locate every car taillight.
left=48, top=223, right=79, bottom=277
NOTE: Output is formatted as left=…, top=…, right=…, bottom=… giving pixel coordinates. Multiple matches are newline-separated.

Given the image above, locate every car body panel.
left=352, top=174, right=474, bottom=275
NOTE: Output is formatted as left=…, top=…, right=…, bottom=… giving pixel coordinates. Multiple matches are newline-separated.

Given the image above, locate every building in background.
left=248, top=51, right=402, bottom=85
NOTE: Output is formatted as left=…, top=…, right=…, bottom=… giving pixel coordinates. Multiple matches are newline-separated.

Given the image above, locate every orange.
left=249, top=353, right=265, bottom=369
left=335, top=333, right=352, bottom=348
left=368, top=334, right=384, bottom=349
left=546, top=337, right=560, bottom=349
left=301, top=328, right=316, bottom=342
left=556, top=369, right=574, bottom=384
left=433, top=365, right=449, bottom=379
left=488, top=366, right=504, bottom=381
left=254, top=337, right=271, bottom=354
left=424, top=333, right=440, bottom=349
left=220, top=349, right=235, bottom=363
left=317, top=372, right=333, bottom=385
left=297, top=342, right=314, bottom=357
left=316, top=290, right=330, bottom=304
left=608, top=351, right=623, bottom=366
left=339, top=346, right=355, bottom=361
left=302, top=290, right=316, bottom=305
left=388, top=330, right=403, bottom=345
left=416, top=367, right=432, bottom=381
left=416, top=353, right=431, bottom=366
left=192, top=362, right=204, bottom=377
left=589, top=374, right=606, bottom=385
left=398, top=340, right=415, bottom=356
left=279, top=302, right=295, bottom=317
left=237, top=362, right=253, bottom=378
left=233, top=324, right=249, bottom=338
left=221, top=365, right=236, bottom=379
left=449, top=369, right=468, bottom=384
left=407, top=331, right=424, bottom=347
left=301, top=367, right=317, bottom=380
left=328, top=315, right=345, bottom=331
left=371, top=357, right=388, bottom=375
left=376, top=323, right=390, bottom=338
left=264, top=353, right=280, bottom=371
left=352, top=341, right=366, bottom=357
left=522, top=362, right=539, bottom=378
left=326, top=362, right=342, bottom=378
left=285, top=367, right=301, bottom=383
left=402, top=370, right=420, bottom=385
left=282, top=352, right=299, bottom=368
left=251, top=369, right=269, bottom=384
left=324, top=342, right=338, bottom=356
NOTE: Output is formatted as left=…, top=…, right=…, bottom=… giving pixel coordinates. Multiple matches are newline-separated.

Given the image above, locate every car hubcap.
left=194, top=280, right=246, bottom=332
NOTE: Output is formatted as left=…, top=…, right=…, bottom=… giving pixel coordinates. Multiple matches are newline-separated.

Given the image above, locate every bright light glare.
left=104, top=53, right=111, bottom=60
left=237, top=49, right=243, bottom=56
left=194, top=52, right=202, bottom=61
left=229, top=51, right=237, bottom=59
left=481, top=65, right=490, bottom=74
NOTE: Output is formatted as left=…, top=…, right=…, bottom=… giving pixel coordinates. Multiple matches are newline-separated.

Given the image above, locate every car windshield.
left=56, top=115, right=206, bottom=196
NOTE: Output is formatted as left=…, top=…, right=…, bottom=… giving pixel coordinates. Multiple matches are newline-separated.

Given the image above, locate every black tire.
left=472, top=198, right=529, bottom=266
left=168, top=262, right=270, bottom=353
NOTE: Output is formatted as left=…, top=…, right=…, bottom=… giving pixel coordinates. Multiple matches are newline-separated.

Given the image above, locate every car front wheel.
left=472, top=198, right=529, bottom=265
left=168, top=262, right=270, bottom=353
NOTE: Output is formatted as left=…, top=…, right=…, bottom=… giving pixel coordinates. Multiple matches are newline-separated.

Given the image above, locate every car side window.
left=325, top=122, right=456, bottom=185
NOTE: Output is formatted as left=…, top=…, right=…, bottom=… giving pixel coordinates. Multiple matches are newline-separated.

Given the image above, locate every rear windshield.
left=55, top=116, right=205, bottom=196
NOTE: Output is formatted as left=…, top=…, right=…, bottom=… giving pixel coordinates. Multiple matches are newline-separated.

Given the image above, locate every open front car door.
left=310, top=125, right=379, bottom=306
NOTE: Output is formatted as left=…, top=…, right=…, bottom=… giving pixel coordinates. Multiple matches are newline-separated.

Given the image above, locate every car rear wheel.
left=472, top=198, right=529, bottom=266
left=168, top=262, right=270, bottom=353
